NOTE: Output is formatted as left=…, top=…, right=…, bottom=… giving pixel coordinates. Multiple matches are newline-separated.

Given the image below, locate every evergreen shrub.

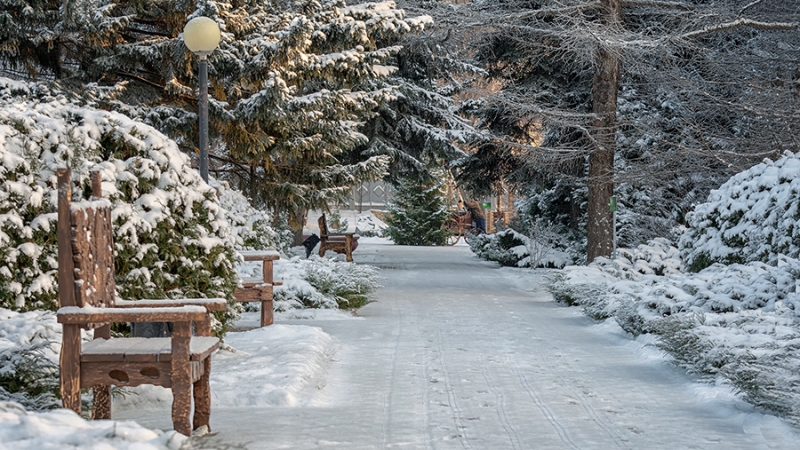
left=0, top=82, right=239, bottom=331
left=385, top=176, right=450, bottom=246
left=273, top=256, right=381, bottom=311
left=681, top=151, right=800, bottom=271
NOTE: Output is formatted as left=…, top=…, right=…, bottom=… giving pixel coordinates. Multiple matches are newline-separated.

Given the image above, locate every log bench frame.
left=233, top=250, right=281, bottom=327
left=56, top=168, right=226, bottom=436
left=318, top=213, right=358, bottom=262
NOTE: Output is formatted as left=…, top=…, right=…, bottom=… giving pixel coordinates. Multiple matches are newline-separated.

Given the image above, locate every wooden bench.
left=318, top=214, right=358, bottom=262
left=233, top=250, right=281, bottom=327
left=56, top=169, right=226, bottom=436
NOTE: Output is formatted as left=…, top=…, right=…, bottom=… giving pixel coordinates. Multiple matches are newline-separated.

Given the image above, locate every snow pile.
left=355, top=213, right=387, bottom=237
left=0, top=79, right=239, bottom=315
left=0, top=305, right=341, bottom=439
left=0, top=402, right=186, bottom=450
left=238, top=256, right=381, bottom=311
left=550, top=240, right=800, bottom=425
left=681, top=151, right=800, bottom=271
left=114, top=324, right=339, bottom=410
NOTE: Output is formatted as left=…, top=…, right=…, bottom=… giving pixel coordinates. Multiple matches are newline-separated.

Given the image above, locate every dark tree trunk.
left=587, top=0, right=621, bottom=262
left=290, top=207, right=307, bottom=246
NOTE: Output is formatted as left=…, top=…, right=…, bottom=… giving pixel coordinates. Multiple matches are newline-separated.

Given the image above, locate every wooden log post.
left=57, top=168, right=82, bottom=413
left=193, top=357, right=212, bottom=431
left=89, top=171, right=112, bottom=420
left=60, top=324, right=82, bottom=413
left=171, top=320, right=193, bottom=435
left=57, top=168, right=76, bottom=308
left=261, top=261, right=274, bottom=327
left=344, top=235, right=353, bottom=262
left=91, top=324, right=112, bottom=420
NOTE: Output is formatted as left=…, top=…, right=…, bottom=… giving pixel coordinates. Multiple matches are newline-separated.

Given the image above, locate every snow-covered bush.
left=469, top=228, right=575, bottom=268
left=272, top=257, right=381, bottom=311
left=551, top=238, right=800, bottom=425
left=355, top=213, right=388, bottom=237
left=0, top=308, right=60, bottom=411
left=681, top=151, right=800, bottom=271
left=216, top=181, right=292, bottom=253
left=0, top=80, right=239, bottom=330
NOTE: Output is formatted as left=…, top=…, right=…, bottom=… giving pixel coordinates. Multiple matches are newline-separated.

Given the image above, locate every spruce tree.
left=0, top=0, right=433, bottom=241
left=385, top=175, right=449, bottom=246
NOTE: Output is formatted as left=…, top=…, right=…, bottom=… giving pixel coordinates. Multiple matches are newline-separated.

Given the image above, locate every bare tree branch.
left=621, top=1, right=692, bottom=10
left=739, top=0, right=769, bottom=16
left=682, top=18, right=798, bottom=40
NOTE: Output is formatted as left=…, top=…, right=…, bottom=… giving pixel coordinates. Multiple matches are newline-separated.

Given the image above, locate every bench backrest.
left=57, top=168, right=116, bottom=309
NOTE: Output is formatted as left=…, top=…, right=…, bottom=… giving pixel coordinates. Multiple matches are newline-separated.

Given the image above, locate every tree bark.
left=290, top=208, right=307, bottom=246
left=587, top=0, right=621, bottom=262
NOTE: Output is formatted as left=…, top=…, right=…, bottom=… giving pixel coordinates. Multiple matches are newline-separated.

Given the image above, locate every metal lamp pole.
left=183, top=17, right=221, bottom=183
left=198, top=55, right=209, bottom=182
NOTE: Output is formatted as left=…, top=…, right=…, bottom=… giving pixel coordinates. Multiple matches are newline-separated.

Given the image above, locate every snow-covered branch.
left=682, top=18, right=798, bottom=40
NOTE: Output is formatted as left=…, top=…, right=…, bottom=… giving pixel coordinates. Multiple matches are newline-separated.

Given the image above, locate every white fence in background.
left=347, top=181, right=393, bottom=211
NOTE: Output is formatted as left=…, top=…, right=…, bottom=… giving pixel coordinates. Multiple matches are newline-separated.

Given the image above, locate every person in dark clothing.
left=464, top=198, right=486, bottom=233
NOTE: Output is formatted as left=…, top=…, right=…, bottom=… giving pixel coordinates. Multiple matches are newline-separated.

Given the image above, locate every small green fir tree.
left=386, top=176, right=449, bottom=246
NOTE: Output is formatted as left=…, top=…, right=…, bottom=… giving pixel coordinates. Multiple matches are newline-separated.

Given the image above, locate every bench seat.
left=81, top=337, right=220, bottom=363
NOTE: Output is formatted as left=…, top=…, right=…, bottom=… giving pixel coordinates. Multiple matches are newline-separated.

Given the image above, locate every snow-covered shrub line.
left=0, top=308, right=62, bottom=411
left=549, top=239, right=800, bottom=426
left=470, top=228, right=575, bottom=269
left=238, top=256, right=381, bottom=312
left=0, top=81, right=241, bottom=325
left=681, top=150, right=800, bottom=271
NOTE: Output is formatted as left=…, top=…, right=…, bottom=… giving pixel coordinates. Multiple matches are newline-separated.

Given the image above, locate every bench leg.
left=92, top=324, right=112, bottom=420
left=60, top=324, right=82, bottom=414
left=192, top=358, right=211, bottom=431
left=92, top=386, right=111, bottom=420
left=261, top=298, right=274, bottom=327
left=318, top=240, right=327, bottom=257
left=345, top=235, right=353, bottom=262
left=171, top=321, right=192, bottom=436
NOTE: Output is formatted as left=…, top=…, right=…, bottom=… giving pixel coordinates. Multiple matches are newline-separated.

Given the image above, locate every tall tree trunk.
left=587, top=0, right=621, bottom=262
left=290, top=207, right=307, bottom=246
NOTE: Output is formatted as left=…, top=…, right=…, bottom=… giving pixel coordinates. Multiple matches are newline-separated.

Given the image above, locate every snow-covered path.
left=126, top=242, right=796, bottom=449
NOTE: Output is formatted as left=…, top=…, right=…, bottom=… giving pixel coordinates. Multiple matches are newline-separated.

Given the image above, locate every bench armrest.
left=115, top=298, right=227, bottom=312
left=238, top=250, right=281, bottom=261
left=322, top=232, right=358, bottom=237
left=57, top=306, right=206, bottom=324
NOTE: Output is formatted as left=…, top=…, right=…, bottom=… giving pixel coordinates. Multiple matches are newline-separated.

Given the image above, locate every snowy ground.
left=108, top=241, right=798, bottom=449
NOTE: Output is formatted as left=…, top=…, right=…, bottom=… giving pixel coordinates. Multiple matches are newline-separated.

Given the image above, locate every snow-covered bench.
left=318, top=213, right=359, bottom=262
left=55, top=169, right=225, bottom=436
left=233, top=250, right=282, bottom=327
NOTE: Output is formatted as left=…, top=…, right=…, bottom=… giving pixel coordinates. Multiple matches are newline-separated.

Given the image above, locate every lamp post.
left=183, top=17, right=221, bottom=183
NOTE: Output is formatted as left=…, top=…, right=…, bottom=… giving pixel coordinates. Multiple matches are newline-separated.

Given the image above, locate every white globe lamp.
left=183, top=17, right=221, bottom=182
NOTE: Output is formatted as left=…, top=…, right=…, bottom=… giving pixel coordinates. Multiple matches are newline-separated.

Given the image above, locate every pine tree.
left=385, top=175, right=449, bottom=246
left=1, top=0, right=433, bottom=241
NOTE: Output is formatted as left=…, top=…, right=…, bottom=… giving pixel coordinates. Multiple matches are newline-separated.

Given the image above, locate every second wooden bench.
left=234, top=250, right=282, bottom=327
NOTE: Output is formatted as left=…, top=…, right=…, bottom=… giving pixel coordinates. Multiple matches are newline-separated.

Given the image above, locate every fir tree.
left=1, top=0, right=433, bottom=241
left=385, top=175, right=449, bottom=246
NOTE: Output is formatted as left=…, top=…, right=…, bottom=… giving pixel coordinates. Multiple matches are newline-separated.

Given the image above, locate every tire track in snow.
left=434, top=316, right=472, bottom=449
left=381, top=259, right=433, bottom=449
left=480, top=359, right=523, bottom=450
left=380, top=291, right=402, bottom=449
left=520, top=302, right=631, bottom=450
left=511, top=362, right=581, bottom=450
left=529, top=349, right=630, bottom=449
